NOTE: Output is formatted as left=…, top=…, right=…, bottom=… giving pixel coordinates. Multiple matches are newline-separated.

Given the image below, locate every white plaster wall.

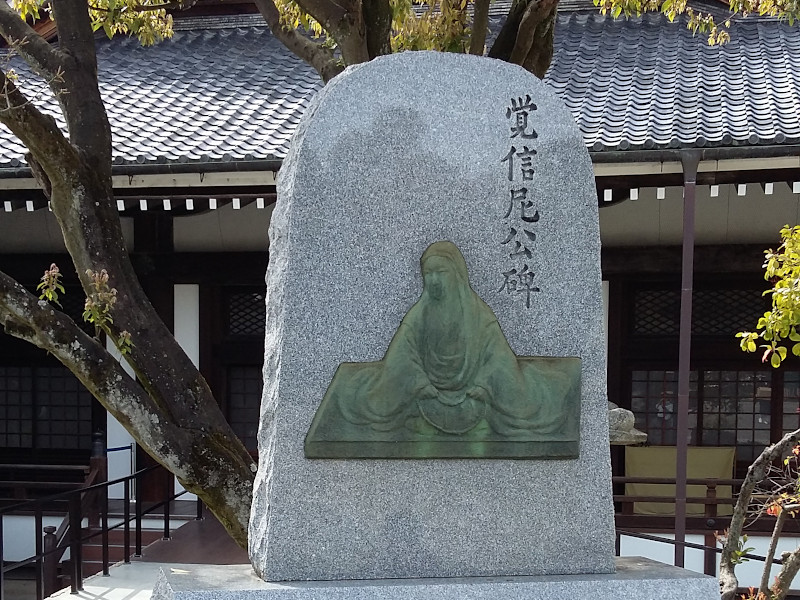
left=106, top=341, right=136, bottom=500
left=2, top=515, right=171, bottom=562
left=173, top=284, right=199, bottom=501
left=619, top=533, right=799, bottom=588
left=0, top=210, right=134, bottom=252
left=602, top=280, right=609, bottom=369
left=600, top=183, right=800, bottom=247
left=173, top=203, right=273, bottom=252
left=2, top=515, right=69, bottom=562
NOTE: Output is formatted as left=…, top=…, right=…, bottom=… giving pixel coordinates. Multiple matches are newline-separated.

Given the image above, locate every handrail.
left=613, top=476, right=744, bottom=486
left=0, top=466, right=156, bottom=516
left=0, top=465, right=89, bottom=472
left=616, top=529, right=782, bottom=565
left=0, top=464, right=193, bottom=600
left=49, top=464, right=103, bottom=563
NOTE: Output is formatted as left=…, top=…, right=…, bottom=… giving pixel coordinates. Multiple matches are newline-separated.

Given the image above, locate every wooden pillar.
left=132, top=213, right=174, bottom=503
left=675, top=150, right=700, bottom=567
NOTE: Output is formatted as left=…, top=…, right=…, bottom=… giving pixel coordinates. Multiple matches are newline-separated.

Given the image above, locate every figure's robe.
left=305, top=241, right=581, bottom=459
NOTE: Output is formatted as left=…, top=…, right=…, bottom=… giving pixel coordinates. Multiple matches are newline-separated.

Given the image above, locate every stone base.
left=151, top=557, right=718, bottom=600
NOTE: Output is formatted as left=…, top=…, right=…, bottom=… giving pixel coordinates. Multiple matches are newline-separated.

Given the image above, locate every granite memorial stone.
left=251, top=51, right=617, bottom=582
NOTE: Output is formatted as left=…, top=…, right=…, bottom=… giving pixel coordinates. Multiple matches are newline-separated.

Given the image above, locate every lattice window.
left=35, top=367, right=93, bottom=450
left=693, top=290, right=766, bottom=336
left=631, top=369, right=772, bottom=462
left=0, top=366, right=92, bottom=450
left=633, top=289, right=766, bottom=336
left=702, top=371, right=771, bottom=462
left=631, top=370, right=697, bottom=445
left=633, top=291, right=681, bottom=335
left=783, top=372, right=800, bottom=434
left=227, top=366, right=262, bottom=452
left=0, top=367, right=34, bottom=448
left=227, top=292, right=265, bottom=337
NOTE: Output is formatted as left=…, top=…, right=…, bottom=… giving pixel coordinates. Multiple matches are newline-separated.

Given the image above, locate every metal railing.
left=0, top=465, right=199, bottom=600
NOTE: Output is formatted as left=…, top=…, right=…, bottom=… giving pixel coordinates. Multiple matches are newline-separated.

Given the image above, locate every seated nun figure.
left=305, top=241, right=581, bottom=458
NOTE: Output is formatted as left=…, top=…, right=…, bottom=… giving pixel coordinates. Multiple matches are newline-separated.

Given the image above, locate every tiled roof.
left=546, top=9, right=800, bottom=151
left=0, top=6, right=798, bottom=170
left=0, top=15, right=322, bottom=168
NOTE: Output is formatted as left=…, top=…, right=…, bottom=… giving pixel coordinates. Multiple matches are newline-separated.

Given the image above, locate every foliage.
left=593, top=0, right=733, bottom=44
left=82, top=269, right=133, bottom=355
left=595, top=0, right=800, bottom=45
left=36, top=262, right=64, bottom=307
left=390, top=0, right=472, bottom=53
left=12, top=0, right=176, bottom=45
left=37, top=265, right=134, bottom=356
left=273, top=0, right=474, bottom=55
left=732, top=533, right=754, bottom=565
left=737, top=225, right=800, bottom=368
left=740, top=587, right=772, bottom=600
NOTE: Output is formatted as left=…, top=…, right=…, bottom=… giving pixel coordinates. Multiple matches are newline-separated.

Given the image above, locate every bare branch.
left=0, top=1, right=64, bottom=79
left=288, top=0, right=370, bottom=64
left=720, top=429, right=800, bottom=600
left=254, top=0, right=343, bottom=82
left=760, top=509, right=787, bottom=596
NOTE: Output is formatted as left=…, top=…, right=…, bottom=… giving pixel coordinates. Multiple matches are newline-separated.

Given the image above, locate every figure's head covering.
left=420, top=241, right=469, bottom=286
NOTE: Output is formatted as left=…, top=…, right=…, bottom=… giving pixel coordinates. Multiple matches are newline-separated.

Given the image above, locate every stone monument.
left=252, top=50, right=615, bottom=581
left=152, top=51, right=718, bottom=600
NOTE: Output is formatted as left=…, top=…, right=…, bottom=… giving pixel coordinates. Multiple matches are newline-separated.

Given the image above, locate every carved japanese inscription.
left=304, top=241, right=581, bottom=459
left=499, top=95, right=542, bottom=308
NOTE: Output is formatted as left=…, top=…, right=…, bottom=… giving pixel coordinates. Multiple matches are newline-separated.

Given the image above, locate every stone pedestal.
left=151, top=558, right=719, bottom=600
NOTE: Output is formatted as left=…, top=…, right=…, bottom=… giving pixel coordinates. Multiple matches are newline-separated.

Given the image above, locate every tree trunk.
left=488, top=0, right=559, bottom=78
left=0, top=0, right=256, bottom=549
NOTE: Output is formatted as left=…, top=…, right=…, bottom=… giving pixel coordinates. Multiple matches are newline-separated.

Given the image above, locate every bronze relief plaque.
left=305, top=241, right=581, bottom=459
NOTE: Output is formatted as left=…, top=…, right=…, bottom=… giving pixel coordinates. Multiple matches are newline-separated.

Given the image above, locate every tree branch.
left=487, top=0, right=527, bottom=61
left=362, top=0, right=391, bottom=58
left=505, top=0, right=558, bottom=78
left=294, top=0, right=353, bottom=30
left=773, top=549, right=800, bottom=600
left=0, top=68, right=74, bottom=168
left=253, top=0, right=343, bottom=82
left=469, top=0, right=490, bottom=54
left=0, top=269, right=167, bottom=440
left=0, top=267, right=254, bottom=548
left=289, top=0, right=369, bottom=64
left=49, top=0, right=113, bottom=174
left=0, top=1, right=64, bottom=79
left=760, top=509, right=787, bottom=596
